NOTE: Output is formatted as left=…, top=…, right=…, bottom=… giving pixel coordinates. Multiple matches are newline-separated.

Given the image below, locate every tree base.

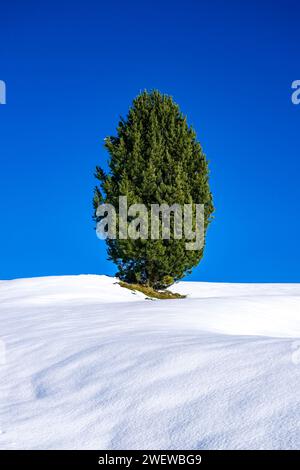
left=118, top=281, right=186, bottom=300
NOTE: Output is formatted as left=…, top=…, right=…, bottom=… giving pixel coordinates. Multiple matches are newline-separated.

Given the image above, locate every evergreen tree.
left=94, top=90, right=214, bottom=289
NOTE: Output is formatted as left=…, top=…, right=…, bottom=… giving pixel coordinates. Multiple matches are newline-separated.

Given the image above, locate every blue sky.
left=0, top=0, right=299, bottom=282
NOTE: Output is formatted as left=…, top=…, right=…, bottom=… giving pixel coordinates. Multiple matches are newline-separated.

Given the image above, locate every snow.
left=0, top=274, right=300, bottom=450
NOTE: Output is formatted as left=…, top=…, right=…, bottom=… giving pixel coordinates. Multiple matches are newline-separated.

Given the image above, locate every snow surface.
left=0, top=275, right=300, bottom=450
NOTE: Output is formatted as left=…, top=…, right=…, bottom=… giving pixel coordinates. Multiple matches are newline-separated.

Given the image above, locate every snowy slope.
left=0, top=275, right=300, bottom=450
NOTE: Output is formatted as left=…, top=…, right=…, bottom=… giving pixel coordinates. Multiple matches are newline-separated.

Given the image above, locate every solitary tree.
left=94, top=90, right=214, bottom=289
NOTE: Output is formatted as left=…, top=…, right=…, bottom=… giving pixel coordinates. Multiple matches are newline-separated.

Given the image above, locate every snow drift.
left=0, top=275, right=300, bottom=449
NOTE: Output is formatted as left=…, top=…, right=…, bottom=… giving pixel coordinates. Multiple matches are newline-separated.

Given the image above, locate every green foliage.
left=94, top=90, right=214, bottom=289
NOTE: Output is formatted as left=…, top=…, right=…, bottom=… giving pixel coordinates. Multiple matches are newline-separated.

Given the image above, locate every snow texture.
left=0, top=275, right=300, bottom=449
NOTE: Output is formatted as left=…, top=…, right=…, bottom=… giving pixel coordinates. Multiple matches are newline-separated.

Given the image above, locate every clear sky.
left=0, top=0, right=299, bottom=282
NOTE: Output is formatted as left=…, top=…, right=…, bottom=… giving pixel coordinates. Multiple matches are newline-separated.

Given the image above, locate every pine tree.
left=94, top=90, right=214, bottom=289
